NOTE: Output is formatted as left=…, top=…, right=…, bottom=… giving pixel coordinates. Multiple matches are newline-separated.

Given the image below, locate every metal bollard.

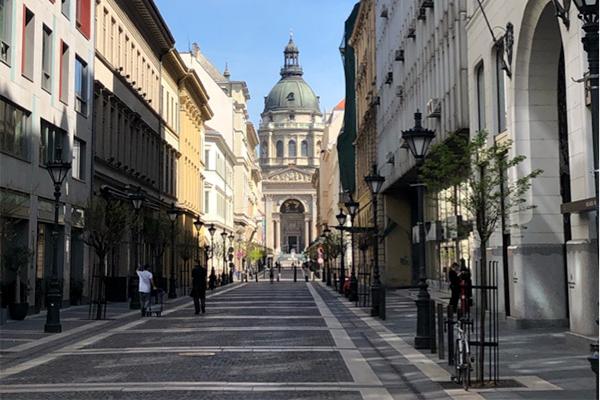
left=437, top=303, right=445, bottom=360
left=430, top=300, right=437, bottom=354
left=447, top=306, right=455, bottom=366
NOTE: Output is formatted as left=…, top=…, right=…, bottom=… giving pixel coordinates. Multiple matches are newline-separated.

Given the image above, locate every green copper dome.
left=264, top=77, right=320, bottom=113
left=263, top=37, right=320, bottom=113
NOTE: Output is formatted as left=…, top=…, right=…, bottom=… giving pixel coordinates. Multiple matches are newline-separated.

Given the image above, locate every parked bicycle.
left=453, top=318, right=473, bottom=390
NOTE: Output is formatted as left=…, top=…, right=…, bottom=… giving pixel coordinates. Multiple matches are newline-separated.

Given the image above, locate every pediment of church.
left=266, top=167, right=314, bottom=183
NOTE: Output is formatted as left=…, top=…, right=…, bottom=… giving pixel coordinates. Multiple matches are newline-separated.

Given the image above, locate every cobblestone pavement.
left=0, top=277, right=592, bottom=399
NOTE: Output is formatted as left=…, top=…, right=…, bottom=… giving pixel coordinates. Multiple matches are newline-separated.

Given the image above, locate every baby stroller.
left=145, top=288, right=165, bottom=317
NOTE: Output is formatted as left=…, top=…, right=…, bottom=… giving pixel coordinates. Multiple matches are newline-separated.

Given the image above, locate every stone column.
left=305, top=219, right=310, bottom=248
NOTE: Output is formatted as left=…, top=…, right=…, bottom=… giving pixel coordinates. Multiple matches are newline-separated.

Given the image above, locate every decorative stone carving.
left=268, top=169, right=311, bottom=182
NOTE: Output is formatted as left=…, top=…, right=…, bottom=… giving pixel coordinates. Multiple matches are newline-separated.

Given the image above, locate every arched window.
left=301, top=140, right=308, bottom=157
left=288, top=140, right=297, bottom=157
left=276, top=140, right=283, bottom=158
left=260, top=141, right=268, bottom=158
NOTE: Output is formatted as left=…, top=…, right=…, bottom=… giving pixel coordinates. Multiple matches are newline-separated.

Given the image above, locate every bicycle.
left=453, top=318, right=472, bottom=390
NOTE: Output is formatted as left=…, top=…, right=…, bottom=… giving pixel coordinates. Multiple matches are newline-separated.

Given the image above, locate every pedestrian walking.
left=458, top=264, right=473, bottom=318
left=190, top=263, right=207, bottom=314
left=448, top=262, right=460, bottom=313
left=269, top=266, right=274, bottom=283
left=137, top=264, right=154, bottom=317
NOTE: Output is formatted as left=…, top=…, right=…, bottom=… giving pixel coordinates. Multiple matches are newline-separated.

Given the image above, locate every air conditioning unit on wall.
left=426, top=98, right=441, bottom=118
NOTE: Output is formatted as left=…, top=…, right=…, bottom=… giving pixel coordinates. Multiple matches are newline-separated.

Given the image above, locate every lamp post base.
left=349, top=274, right=358, bottom=302
left=414, top=283, right=432, bottom=349
left=371, top=284, right=380, bottom=317
left=168, top=277, right=177, bottom=299
left=44, top=281, right=62, bottom=333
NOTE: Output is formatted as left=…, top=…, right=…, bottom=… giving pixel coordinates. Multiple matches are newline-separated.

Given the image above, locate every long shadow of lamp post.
left=345, top=195, right=359, bottom=302
left=44, top=146, right=71, bottom=333
left=364, top=165, right=385, bottom=318
left=335, top=209, right=347, bottom=294
left=401, top=111, right=435, bottom=349
left=129, top=188, right=144, bottom=309
left=166, top=203, right=182, bottom=298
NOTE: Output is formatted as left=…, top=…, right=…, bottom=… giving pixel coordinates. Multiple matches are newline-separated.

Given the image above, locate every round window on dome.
left=287, top=92, right=295, bottom=101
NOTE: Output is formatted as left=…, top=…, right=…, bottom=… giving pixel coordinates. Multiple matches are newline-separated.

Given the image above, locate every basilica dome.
left=263, top=37, right=320, bottom=114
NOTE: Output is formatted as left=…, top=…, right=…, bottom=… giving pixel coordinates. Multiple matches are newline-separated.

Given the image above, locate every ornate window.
left=301, top=140, right=308, bottom=157
left=276, top=140, right=283, bottom=158
left=288, top=140, right=296, bottom=157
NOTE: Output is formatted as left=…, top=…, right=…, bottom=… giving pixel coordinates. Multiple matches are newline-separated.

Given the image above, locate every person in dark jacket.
left=191, top=264, right=208, bottom=314
left=448, top=262, right=460, bottom=313
left=208, top=267, right=217, bottom=290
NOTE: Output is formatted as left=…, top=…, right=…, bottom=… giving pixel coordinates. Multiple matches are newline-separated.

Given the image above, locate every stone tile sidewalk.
left=324, top=283, right=597, bottom=400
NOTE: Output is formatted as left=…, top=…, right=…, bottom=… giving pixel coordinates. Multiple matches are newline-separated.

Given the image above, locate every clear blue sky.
left=155, top=0, right=357, bottom=124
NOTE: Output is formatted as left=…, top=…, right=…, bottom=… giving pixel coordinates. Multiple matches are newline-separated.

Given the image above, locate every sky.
left=154, top=0, right=357, bottom=125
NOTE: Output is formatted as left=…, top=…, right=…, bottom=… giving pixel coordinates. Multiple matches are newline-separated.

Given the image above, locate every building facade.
left=375, top=0, right=469, bottom=288
left=259, top=37, right=323, bottom=260
left=0, top=0, right=95, bottom=312
left=466, top=0, right=597, bottom=337
left=181, top=46, right=237, bottom=278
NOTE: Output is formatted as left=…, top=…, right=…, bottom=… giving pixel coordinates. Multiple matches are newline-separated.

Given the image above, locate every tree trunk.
left=96, top=254, right=106, bottom=320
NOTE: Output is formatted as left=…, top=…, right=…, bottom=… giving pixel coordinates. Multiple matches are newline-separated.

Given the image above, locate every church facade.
left=259, top=37, right=324, bottom=258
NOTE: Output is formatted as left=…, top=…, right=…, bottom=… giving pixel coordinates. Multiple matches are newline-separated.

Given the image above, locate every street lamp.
left=193, top=216, right=203, bottom=263
left=323, top=226, right=332, bottom=286
left=228, top=232, right=235, bottom=282
left=166, top=203, right=181, bottom=299
left=345, top=196, right=359, bottom=302
left=44, top=147, right=71, bottom=333
left=129, top=189, right=144, bottom=310
left=402, top=111, right=435, bottom=348
left=364, top=164, right=385, bottom=318
left=208, top=224, right=216, bottom=279
left=335, top=209, right=347, bottom=294
left=221, top=231, right=228, bottom=285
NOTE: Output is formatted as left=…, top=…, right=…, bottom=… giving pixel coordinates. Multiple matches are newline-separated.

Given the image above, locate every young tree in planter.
left=420, top=130, right=542, bottom=383
left=143, top=214, right=171, bottom=284
left=83, top=197, right=130, bottom=320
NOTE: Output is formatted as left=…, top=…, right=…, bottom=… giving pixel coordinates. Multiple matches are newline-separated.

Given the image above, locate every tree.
left=420, top=130, right=541, bottom=383
left=143, top=214, right=171, bottom=278
left=0, top=193, right=31, bottom=306
left=83, top=196, right=130, bottom=319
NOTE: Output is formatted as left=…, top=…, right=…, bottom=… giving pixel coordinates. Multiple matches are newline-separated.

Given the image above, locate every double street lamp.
left=344, top=196, right=359, bottom=302
left=402, top=111, right=435, bottom=349
left=44, top=147, right=71, bottom=333
left=166, top=203, right=182, bottom=299
left=364, top=165, right=385, bottom=318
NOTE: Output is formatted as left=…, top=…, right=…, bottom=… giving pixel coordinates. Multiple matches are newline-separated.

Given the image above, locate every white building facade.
left=466, top=0, right=597, bottom=337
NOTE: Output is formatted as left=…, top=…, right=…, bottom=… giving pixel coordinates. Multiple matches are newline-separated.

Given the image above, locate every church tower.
left=259, top=36, right=324, bottom=259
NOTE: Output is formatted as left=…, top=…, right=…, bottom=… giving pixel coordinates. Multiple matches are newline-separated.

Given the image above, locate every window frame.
left=0, top=0, right=13, bottom=66
left=41, top=24, right=52, bottom=93
left=72, top=137, right=85, bottom=180
left=74, top=55, right=88, bottom=115
left=0, top=95, right=31, bottom=161
left=40, top=119, right=67, bottom=166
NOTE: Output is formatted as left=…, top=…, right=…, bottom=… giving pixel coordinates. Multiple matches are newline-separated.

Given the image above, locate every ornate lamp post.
left=166, top=203, right=181, bottom=299
left=208, top=224, right=216, bottom=276
left=221, top=231, right=228, bottom=285
left=129, top=189, right=144, bottom=309
left=228, top=232, right=235, bottom=282
left=402, top=111, right=435, bottom=348
left=345, top=196, right=359, bottom=302
left=335, top=209, right=347, bottom=294
left=323, top=226, right=332, bottom=286
left=364, top=164, right=385, bottom=318
left=193, top=216, right=204, bottom=264
left=44, top=147, right=71, bottom=333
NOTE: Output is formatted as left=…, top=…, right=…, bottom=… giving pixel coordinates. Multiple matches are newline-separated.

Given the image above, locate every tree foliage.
left=83, top=196, right=130, bottom=263
left=420, top=130, right=542, bottom=245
